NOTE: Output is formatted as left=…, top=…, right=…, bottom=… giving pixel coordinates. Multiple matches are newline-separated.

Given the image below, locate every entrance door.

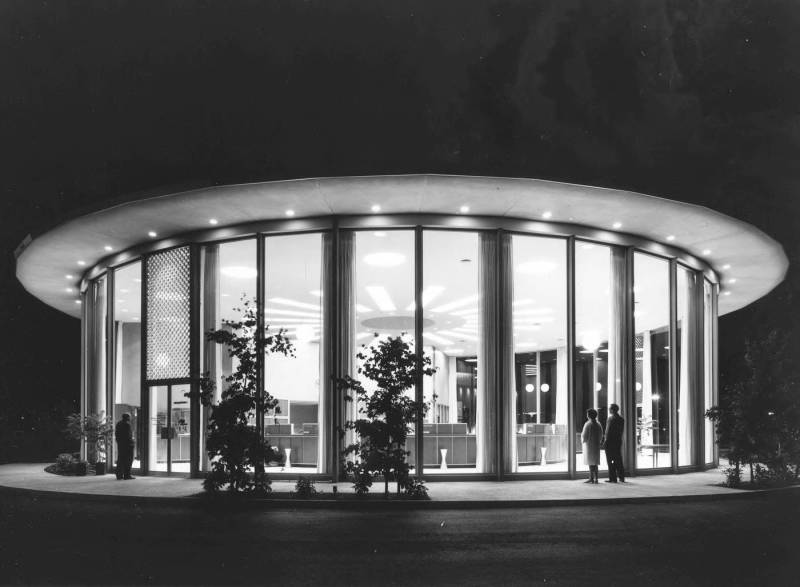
left=148, top=383, right=192, bottom=475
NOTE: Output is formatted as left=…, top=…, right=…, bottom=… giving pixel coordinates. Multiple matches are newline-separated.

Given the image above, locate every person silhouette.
left=115, top=413, right=135, bottom=480
left=581, top=408, right=603, bottom=483
left=603, top=403, right=626, bottom=483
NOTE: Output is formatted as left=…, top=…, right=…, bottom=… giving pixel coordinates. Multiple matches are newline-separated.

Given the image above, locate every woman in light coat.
left=581, top=408, right=603, bottom=483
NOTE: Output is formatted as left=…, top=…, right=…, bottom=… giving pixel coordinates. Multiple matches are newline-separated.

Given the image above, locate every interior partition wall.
left=87, top=218, right=717, bottom=480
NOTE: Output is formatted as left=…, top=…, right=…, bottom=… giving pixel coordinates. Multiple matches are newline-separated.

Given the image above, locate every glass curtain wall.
left=512, top=236, right=568, bottom=473
left=352, top=231, right=417, bottom=470
left=113, top=262, right=142, bottom=470
left=677, top=266, right=697, bottom=466
left=264, top=234, right=323, bottom=472
left=634, top=253, right=671, bottom=468
left=574, top=243, right=618, bottom=472
left=200, top=239, right=257, bottom=471
left=704, top=279, right=715, bottom=463
left=421, top=231, right=480, bottom=474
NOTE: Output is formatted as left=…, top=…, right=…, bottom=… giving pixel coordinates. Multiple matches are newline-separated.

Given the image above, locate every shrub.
left=56, top=453, right=75, bottom=471
left=404, top=477, right=429, bottom=499
left=292, top=476, right=318, bottom=499
left=723, top=463, right=741, bottom=488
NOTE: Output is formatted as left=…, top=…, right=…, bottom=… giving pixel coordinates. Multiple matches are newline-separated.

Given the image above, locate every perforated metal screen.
left=146, top=247, right=191, bottom=381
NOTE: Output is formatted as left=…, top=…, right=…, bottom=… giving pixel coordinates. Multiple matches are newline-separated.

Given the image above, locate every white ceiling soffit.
left=16, top=174, right=788, bottom=319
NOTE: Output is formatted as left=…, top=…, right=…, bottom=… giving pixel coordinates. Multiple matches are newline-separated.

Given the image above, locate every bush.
left=56, top=453, right=75, bottom=470
left=292, top=476, right=318, bottom=499
left=404, top=477, right=429, bottom=499
left=723, top=463, right=741, bottom=488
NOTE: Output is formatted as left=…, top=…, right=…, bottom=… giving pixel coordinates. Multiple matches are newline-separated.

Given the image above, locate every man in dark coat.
left=603, top=403, right=625, bottom=483
left=115, top=413, right=135, bottom=480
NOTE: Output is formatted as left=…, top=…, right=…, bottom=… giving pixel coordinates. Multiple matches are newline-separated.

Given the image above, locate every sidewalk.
left=2, top=462, right=781, bottom=508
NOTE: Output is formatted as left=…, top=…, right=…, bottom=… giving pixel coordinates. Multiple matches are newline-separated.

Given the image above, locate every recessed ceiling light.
left=65, top=274, right=73, bottom=279
left=148, top=231, right=157, bottom=238
left=666, top=235, right=675, bottom=241
left=723, top=291, right=731, bottom=296
left=722, top=264, right=731, bottom=270
left=74, top=300, right=81, bottom=304
left=285, top=209, right=295, bottom=217
left=364, top=252, right=406, bottom=267
left=612, top=221, right=622, bottom=229
left=77, top=260, right=86, bottom=266
left=65, top=288, right=73, bottom=293
left=459, top=205, right=470, bottom=214
left=104, top=245, right=113, bottom=252
left=702, top=249, right=711, bottom=256
left=208, top=218, right=219, bottom=225
left=728, top=278, right=737, bottom=284
left=371, top=204, right=381, bottom=213
left=542, top=211, right=552, bottom=219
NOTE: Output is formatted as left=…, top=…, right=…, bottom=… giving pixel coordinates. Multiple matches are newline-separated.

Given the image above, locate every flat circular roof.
left=16, top=174, right=788, bottom=318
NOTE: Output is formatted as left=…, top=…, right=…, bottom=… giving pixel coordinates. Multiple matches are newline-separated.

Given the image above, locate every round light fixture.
left=285, top=209, right=295, bottom=217
left=635, top=382, right=642, bottom=392
left=722, top=264, right=731, bottom=270
left=77, top=260, right=86, bottom=266
left=702, top=249, right=711, bottom=256
left=525, top=383, right=535, bottom=393
left=540, top=383, right=550, bottom=393
left=666, top=235, right=675, bottom=241
left=612, top=221, right=622, bottom=229
left=728, top=278, right=737, bottom=284
left=459, top=205, right=470, bottom=213
left=221, top=266, right=258, bottom=279
left=65, top=274, right=73, bottom=279
left=595, top=382, right=602, bottom=392
left=104, top=245, right=113, bottom=252
left=74, top=300, right=81, bottom=304
left=148, top=231, right=157, bottom=238
left=542, top=211, right=552, bottom=219
left=371, top=204, right=381, bottom=213
left=208, top=218, right=219, bottom=225
left=364, top=252, right=406, bottom=267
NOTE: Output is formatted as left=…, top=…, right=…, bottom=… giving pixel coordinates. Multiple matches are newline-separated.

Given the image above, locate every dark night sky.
left=1, top=1, right=799, bottom=457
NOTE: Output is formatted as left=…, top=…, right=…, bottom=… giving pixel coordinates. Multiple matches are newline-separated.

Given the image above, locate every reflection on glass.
left=90, top=276, right=108, bottom=419
left=677, top=267, right=696, bottom=466
left=264, top=233, right=323, bottom=472
left=353, top=231, right=416, bottom=470
left=149, top=385, right=168, bottom=472
left=574, top=243, right=614, bottom=472
left=113, top=262, right=141, bottom=471
left=634, top=253, right=671, bottom=468
left=422, top=231, right=479, bottom=474
left=170, top=384, right=191, bottom=474
left=513, top=236, right=567, bottom=472
left=704, top=279, right=715, bottom=463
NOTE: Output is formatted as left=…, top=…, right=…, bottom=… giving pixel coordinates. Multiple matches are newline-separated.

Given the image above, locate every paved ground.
left=0, top=463, right=754, bottom=505
left=1, top=486, right=798, bottom=585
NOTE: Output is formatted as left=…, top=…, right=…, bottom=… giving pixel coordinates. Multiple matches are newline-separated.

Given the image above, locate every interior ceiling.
left=16, top=175, right=788, bottom=321
left=112, top=230, right=673, bottom=358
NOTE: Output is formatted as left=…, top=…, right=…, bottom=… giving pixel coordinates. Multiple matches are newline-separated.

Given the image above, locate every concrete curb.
left=2, top=483, right=797, bottom=510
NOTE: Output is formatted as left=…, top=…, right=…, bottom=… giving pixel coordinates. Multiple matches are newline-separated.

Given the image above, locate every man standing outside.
left=115, top=413, right=135, bottom=480
left=603, top=403, right=625, bottom=483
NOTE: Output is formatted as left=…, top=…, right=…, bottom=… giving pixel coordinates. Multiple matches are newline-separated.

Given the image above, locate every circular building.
left=15, top=175, right=788, bottom=480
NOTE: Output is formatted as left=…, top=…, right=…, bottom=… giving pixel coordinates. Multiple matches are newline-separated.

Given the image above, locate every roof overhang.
left=16, top=174, right=788, bottom=318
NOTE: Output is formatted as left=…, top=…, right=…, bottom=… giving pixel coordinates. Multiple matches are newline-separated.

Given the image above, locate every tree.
left=707, top=329, right=800, bottom=484
left=338, top=335, right=436, bottom=498
left=65, top=412, right=113, bottom=465
left=198, top=298, right=294, bottom=494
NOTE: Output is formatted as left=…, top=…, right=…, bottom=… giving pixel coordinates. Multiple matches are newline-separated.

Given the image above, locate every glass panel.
left=148, top=385, right=169, bottom=472
left=353, top=231, right=416, bottom=471
left=422, top=231, right=480, bottom=474
left=512, top=236, right=568, bottom=472
left=89, top=276, right=108, bottom=419
left=200, top=240, right=257, bottom=471
left=677, top=267, right=696, bottom=466
left=704, top=279, right=715, bottom=463
left=574, top=243, right=613, bottom=472
left=113, top=262, right=142, bottom=471
left=170, top=384, right=191, bottom=473
left=146, top=246, right=191, bottom=381
left=634, top=253, right=671, bottom=469
left=264, top=233, right=323, bottom=472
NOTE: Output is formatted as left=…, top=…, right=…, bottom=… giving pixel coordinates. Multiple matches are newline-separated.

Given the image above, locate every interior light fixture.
left=371, top=204, right=381, bottom=213
left=148, top=231, right=157, bottom=238
left=65, top=274, right=73, bottom=279
left=65, top=287, right=73, bottom=293
left=74, top=300, right=81, bottom=304
left=364, top=252, right=406, bottom=267
left=525, top=384, right=535, bottom=393
left=728, top=278, right=737, bottom=284
left=104, top=245, right=113, bottom=252
left=635, top=382, right=642, bottom=391
left=459, top=205, right=470, bottom=213
left=612, top=221, right=622, bottom=229
left=702, top=249, right=711, bottom=256
left=285, top=209, right=295, bottom=217
left=269, top=297, right=320, bottom=311
left=430, top=294, right=480, bottom=313
left=722, top=264, right=731, bottom=270
left=373, top=231, right=387, bottom=238
left=540, top=383, right=550, bottom=392
left=652, top=394, right=661, bottom=401
left=580, top=243, right=595, bottom=250
left=542, top=211, right=552, bottom=219
left=365, top=285, right=396, bottom=311
left=666, top=235, right=676, bottom=241
left=723, top=291, right=731, bottom=296
left=221, top=266, right=257, bottom=279
left=77, top=260, right=86, bottom=266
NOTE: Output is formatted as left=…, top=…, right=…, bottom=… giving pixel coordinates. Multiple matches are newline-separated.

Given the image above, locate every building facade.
left=16, top=175, right=788, bottom=480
